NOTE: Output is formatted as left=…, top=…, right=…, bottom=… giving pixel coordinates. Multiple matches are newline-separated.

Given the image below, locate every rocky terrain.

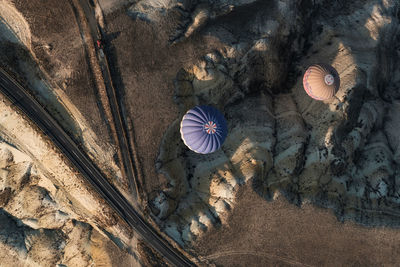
left=0, top=0, right=400, bottom=265
left=0, top=97, right=140, bottom=266
left=0, top=0, right=142, bottom=265
left=149, top=0, right=400, bottom=251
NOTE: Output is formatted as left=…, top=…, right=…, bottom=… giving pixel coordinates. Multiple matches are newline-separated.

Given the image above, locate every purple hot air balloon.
left=180, top=105, right=228, bottom=154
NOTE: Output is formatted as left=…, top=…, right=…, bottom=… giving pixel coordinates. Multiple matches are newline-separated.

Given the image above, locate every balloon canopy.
left=303, top=63, right=340, bottom=100
left=180, top=105, right=228, bottom=154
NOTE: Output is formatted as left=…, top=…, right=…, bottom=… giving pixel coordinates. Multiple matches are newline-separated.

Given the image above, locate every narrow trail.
left=70, top=0, right=143, bottom=205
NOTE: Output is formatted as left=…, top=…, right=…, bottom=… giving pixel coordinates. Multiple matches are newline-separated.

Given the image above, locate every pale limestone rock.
left=224, top=94, right=275, bottom=183
left=184, top=7, right=209, bottom=38
left=190, top=55, right=238, bottom=107
left=0, top=100, right=133, bottom=264
left=60, top=221, right=92, bottom=266
left=0, top=146, right=13, bottom=168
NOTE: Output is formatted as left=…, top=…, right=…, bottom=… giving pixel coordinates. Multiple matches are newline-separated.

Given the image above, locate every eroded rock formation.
left=0, top=140, right=134, bottom=266
left=151, top=0, right=400, bottom=246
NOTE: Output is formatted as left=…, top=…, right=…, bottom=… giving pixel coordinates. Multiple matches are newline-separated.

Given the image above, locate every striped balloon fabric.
left=303, top=63, right=340, bottom=100
left=180, top=105, right=228, bottom=154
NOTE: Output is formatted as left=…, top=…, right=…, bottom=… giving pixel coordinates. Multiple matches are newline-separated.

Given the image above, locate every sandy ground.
left=194, top=184, right=400, bottom=266
left=11, top=0, right=121, bottom=181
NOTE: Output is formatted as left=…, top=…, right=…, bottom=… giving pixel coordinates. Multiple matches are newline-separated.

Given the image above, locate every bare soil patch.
left=194, top=184, right=400, bottom=266
left=12, top=0, right=116, bottom=163
left=104, top=10, right=224, bottom=195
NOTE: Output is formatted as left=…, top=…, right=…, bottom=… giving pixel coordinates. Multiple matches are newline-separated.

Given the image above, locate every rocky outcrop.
left=128, top=0, right=269, bottom=43
left=155, top=93, right=276, bottom=246
left=153, top=0, right=400, bottom=245
left=0, top=137, right=135, bottom=266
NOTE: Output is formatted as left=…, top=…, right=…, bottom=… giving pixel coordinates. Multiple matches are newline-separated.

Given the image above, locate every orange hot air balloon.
left=303, top=64, right=340, bottom=100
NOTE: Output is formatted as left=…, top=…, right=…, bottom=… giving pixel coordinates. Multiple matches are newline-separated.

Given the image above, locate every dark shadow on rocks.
left=250, top=0, right=400, bottom=228
left=0, top=208, right=66, bottom=263
left=167, top=0, right=400, bottom=229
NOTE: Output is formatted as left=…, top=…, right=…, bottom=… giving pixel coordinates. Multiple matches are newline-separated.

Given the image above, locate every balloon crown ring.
left=204, top=121, right=217, bottom=134
left=324, top=74, right=334, bottom=85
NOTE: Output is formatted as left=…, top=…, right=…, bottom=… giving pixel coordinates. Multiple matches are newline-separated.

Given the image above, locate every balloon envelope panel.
left=303, top=63, right=340, bottom=100
left=180, top=105, right=228, bottom=154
